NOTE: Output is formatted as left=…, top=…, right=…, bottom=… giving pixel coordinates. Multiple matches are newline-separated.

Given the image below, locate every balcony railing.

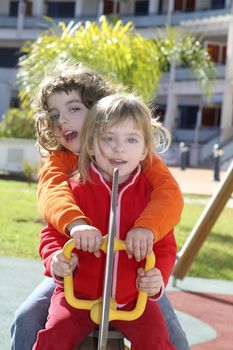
left=0, top=7, right=230, bottom=30
left=0, top=15, right=96, bottom=30
left=174, top=127, right=220, bottom=144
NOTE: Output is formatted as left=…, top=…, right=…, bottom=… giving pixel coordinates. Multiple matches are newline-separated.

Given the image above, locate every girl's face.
left=91, top=118, right=147, bottom=183
left=47, top=90, right=89, bottom=153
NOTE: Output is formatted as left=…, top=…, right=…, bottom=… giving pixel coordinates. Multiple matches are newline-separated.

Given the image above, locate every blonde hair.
left=78, top=93, right=171, bottom=182
left=34, top=61, right=117, bottom=153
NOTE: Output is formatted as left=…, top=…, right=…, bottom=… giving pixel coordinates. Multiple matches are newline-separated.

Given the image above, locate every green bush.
left=0, top=108, right=35, bottom=139
left=23, top=160, right=39, bottom=183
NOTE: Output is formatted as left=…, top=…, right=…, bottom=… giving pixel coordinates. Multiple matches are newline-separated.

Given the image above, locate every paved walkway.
left=1, top=165, right=233, bottom=349
left=169, top=166, right=228, bottom=196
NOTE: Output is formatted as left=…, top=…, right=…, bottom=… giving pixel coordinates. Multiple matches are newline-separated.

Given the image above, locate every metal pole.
left=194, top=103, right=202, bottom=145
left=213, top=143, right=223, bottom=181
left=98, top=168, right=119, bottom=350
left=214, top=155, right=220, bottom=181
left=179, top=142, right=189, bottom=170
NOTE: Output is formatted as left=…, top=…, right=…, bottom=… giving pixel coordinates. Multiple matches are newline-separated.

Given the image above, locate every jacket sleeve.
left=153, top=229, right=177, bottom=287
left=39, top=224, right=69, bottom=277
left=133, top=154, right=183, bottom=242
left=37, top=151, right=91, bottom=235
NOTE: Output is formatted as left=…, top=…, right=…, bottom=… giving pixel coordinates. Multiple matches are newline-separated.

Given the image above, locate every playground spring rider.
left=63, top=169, right=156, bottom=349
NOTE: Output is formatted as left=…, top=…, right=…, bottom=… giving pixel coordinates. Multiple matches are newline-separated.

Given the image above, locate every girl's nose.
left=114, top=139, right=124, bottom=152
left=59, top=112, right=68, bottom=124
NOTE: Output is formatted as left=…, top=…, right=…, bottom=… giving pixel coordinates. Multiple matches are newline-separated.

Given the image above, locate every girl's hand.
left=70, top=224, right=103, bottom=257
left=125, top=228, right=154, bottom=261
left=136, top=267, right=163, bottom=297
left=51, top=250, right=78, bottom=278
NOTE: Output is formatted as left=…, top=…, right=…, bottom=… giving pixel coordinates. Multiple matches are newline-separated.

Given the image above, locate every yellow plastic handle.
left=63, top=236, right=155, bottom=324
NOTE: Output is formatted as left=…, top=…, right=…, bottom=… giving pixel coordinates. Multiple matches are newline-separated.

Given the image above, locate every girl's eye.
left=71, top=107, right=81, bottom=113
left=128, top=138, right=138, bottom=144
left=50, top=113, right=59, bottom=121
left=102, top=136, right=113, bottom=143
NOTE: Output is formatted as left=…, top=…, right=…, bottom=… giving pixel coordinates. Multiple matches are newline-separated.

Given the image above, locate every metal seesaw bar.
left=98, top=168, right=119, bottom=350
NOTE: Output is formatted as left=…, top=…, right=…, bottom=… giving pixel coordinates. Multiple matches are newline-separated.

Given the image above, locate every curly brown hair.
left=34, top=62, right=118, bottom=152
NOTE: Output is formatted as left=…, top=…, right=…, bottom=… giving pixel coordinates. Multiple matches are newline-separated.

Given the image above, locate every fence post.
left=213, top=143, right=223, bottom=181
left=179, top=142, right=190, bottom=170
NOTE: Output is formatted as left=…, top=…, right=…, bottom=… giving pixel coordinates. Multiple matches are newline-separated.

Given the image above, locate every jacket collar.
left=90, top=162, right=142, bottom=192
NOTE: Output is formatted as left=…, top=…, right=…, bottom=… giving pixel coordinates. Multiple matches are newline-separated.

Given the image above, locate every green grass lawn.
left=0, top=179, right=232, bottom=280
left=0, top=179, right=42, bottom=259
left=177, top=195, right=233, bottom=280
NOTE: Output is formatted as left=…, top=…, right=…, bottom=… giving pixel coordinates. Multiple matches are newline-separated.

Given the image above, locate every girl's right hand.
left=70, top=224, right=103, bottom=257
left=51, top=250, right=78, bottom=278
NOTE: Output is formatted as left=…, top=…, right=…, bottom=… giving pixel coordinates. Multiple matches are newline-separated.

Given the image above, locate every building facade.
left=0, top=0, right=233, bottom=167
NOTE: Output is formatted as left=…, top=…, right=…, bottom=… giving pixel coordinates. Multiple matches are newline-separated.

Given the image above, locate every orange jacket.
left=38, top=151, right=183, bottom=242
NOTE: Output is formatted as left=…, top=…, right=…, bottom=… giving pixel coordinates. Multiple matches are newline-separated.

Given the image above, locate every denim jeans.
left=158, top=293, right=190, bottom=350
left=11, top=278, right=189, bottom=350
left=11, top=278, right=54, bottom=350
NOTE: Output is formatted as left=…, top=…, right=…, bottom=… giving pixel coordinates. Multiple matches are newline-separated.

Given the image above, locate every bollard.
left=213, top=144, right=223, bottom=181
left=179, top=142, right=190, bottom=170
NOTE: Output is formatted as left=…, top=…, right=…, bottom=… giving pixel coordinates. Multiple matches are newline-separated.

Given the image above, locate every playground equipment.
left=63, top=237, right=155, bottom=349
left=173, top=160, right=233, bottom=281
left=63, top=168, right=155, bottom=349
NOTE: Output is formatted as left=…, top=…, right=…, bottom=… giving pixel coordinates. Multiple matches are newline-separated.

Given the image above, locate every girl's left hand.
left=136, top=267, right=163, bottom=297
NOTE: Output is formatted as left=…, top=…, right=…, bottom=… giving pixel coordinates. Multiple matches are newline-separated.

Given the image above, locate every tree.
left=18, top=16, right=215, bottom=114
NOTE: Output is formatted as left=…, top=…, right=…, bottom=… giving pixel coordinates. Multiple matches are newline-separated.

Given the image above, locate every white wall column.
left=225, top=0, right=233, bottom=10
left=164, top=60, right=177, bottom=132
left=149, top=0, right=159, bottom=14
left=75, top=0, right=83, bottom=16
left=33, top=0, right=44, bottom=16
left=0, top=83, right=11, bottom=120
left=96, top=0, right=104, bottom=17
left=166, top=0, right=174, bottom=24
left=164, top=93, right=178, bottom=132
left=220, top=20, right=233, bottom=142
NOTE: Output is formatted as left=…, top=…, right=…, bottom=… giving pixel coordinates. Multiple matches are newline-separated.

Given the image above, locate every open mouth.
left=63, top=130, right=79, bottom=142
left=109, top=159, right=127, bottom=166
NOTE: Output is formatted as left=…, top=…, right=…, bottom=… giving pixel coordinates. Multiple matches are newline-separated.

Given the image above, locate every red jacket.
left=39, top=164, right=177, bottom=305
left=38, top=151, right=183, bottom=242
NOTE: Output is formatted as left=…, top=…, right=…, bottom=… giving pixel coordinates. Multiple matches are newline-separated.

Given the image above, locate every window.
left=9, top=1, right=18, bottom=16
left=0, top=48, right=20, bottom=68
left=174, top=0, right=183, bottom=11
left=158, top=0, right=163, bottom=14
left=202, top=107, right=221, bottom=127
left=46, top=1, right=75, bottom=18
left=207, top=43, right=227, bottom=64
left=103, top=0, right=120, bottom=15
left=155, top=105, right=166, bottom=123
left=211, top=0, right=225, bottom=10
left=174, top=0, right=195, bottom=12
left=10, top=91, right=20, bottom=108
left=9, top=1, right=32, bottom=17
left=134, top=1, right=149, bottom=15
left=178, top=106, right=198, bottom=129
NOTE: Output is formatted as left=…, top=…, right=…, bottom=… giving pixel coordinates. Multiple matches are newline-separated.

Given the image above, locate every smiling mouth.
left=109, top=159, right=127, bottom=166
left=63, top=131, right=79, bottom=142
